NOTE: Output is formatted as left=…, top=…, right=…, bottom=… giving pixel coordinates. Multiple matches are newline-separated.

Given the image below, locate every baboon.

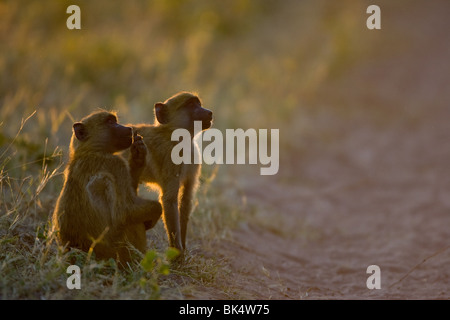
left=51, top=110, right=162, bottom=264
left=128, top=92, right=213, bottom=252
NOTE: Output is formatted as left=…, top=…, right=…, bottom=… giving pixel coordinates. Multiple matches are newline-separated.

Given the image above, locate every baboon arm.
left=129, top=164, right=143, bottom=193
left=86, top=172, right=116, bottom=222
left=128, top=133, right=147, bottom=193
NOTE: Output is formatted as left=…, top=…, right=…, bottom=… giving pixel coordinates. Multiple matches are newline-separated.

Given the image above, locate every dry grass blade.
left=388, top=245, right=450, bottom=289
left=0, top=110, right=37, bottom=160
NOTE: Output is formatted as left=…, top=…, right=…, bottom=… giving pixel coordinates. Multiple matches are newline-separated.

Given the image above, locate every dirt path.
left=212, top=2, right=450, bottom=299
left=218, top=110, right=449, bottom=299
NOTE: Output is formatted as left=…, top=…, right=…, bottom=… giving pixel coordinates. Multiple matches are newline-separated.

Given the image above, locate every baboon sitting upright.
left=51, top=110, right=162, bottom=264
left=129, top=92, right=213, bottom=253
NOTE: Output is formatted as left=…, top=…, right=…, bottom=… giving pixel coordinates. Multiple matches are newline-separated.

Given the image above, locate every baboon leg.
left=179, top=179, right=196, bottom=250
left=161, top=188, right=183, bottom=250
left=128, top=198, right=162, bottom=228
left=144, top=220, right=156, bottom=231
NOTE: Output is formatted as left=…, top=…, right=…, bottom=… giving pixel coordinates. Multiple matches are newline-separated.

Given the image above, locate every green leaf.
left=158, top=264, right=170, bottom=276
left=141, top=250, right=157, bottom=272
left=165, top=247, right=180, bottom=261
left=139, top=277, right=147, bottom=288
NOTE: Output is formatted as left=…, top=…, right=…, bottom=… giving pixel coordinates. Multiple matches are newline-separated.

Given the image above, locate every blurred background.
left=1, top=0, right=447, bottom=176
left=1, top=0, right=448, bottom=176
left=1, top=0, right=449, bottom=299
left=0, top=0, right=387, bottom=173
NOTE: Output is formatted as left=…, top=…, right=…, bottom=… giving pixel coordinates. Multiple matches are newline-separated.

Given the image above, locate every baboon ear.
left=73, top=122, right=88, bottom=141
left=154, top=103, right=169, bottom=124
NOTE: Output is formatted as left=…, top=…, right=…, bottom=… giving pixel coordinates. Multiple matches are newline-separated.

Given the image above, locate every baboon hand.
left=130, top=133, right=147, bottom=168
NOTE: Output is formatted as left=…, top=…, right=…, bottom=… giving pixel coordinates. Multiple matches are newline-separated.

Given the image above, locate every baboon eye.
left=188, top=101, right=198, bottom=109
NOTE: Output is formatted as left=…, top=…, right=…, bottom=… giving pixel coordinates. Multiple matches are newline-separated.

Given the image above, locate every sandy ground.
left=218, top=107, right=450, bottom=299
left=198, top=2, right=450, bottom=299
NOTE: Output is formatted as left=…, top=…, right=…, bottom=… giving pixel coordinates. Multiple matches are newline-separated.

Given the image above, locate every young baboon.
left=128, top=92, right=213, bottom=252
left=51, top=111, right=162, bottom=264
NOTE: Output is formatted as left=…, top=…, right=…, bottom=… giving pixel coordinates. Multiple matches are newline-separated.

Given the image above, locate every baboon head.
left=71, top=111, right=133, bottom=154
left=154, top=92, right=213, bottom=133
